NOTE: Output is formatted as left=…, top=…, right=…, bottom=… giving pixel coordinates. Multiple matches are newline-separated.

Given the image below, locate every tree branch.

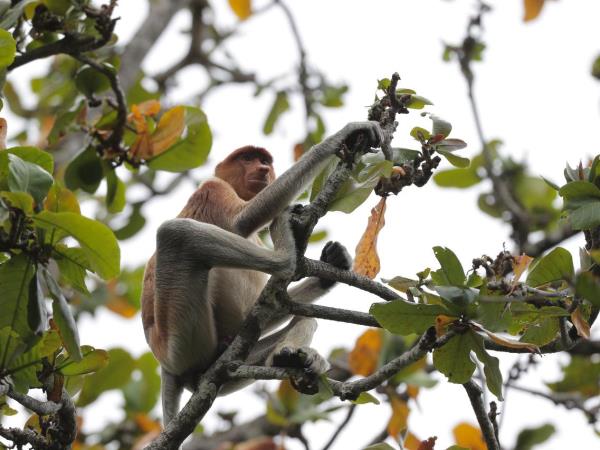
left=7, top=389, right=61, bottom=416
left=288, top=301, right=380, bottom=327
left=463, top=380, right=501, bottom=450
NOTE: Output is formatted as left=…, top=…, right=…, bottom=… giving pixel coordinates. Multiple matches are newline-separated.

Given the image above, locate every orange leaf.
left=453, top=422, right=487, bottom=450
left=353, top=197, right=387, bottom=279
left=523, top=0, right=545, bottom=22
left=293, top=143, right=304, bottom=161
left=0, top=118, right=7, bottom=150
left=512, top=254, right=533, bottom=284
left=387, top=396, right=410, bottom=439
left=348, top=328, right=382, bottom=376
left=134, top=100, right=161, bottom=117
left=150, top=106, right=186, bottom=156
left=129, top=131, right=153, bottom=161
left=417, top=437, right=437, bottom=450
left=228, top=0, right=252, bottom=20
left=435, top=315, right=456, bottom=337
left=404, top=432, right=421, bottom=450
left=571, top=306, right=591, bottom=339
left=406, top=385, right=420, bottom=399
left=134, top=413, right=161, bottom=433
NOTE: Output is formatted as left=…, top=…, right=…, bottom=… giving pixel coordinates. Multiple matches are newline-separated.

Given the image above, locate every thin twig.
left=319, top=404, right=356, bottom=450
left=288, top=301, right=380, bottom=328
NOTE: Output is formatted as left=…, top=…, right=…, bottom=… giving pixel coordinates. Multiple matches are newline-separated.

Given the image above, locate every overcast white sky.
left=6, top=0, right=600, bottom=449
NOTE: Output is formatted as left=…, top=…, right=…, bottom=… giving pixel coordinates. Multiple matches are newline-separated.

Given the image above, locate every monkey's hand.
left=319, top=241, right=352, bottom=288
left=336, top=121, right=384, bottom=160
left=271, top=346, right=329, bottom=395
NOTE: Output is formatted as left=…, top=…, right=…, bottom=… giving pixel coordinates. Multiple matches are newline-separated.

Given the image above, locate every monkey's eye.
left=259, top=157, right=271, bottom=165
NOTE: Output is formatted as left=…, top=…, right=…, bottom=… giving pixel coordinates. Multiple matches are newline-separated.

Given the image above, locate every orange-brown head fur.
left=215, top=146, right=275, bottom=201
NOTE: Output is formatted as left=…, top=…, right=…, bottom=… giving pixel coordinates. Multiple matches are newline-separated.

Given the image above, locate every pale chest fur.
left=209, top=233, right=269, bottom=339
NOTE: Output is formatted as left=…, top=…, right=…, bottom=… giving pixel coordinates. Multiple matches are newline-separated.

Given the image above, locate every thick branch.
left=7, top=389, right=61, bottom=416
left=463, top=380, right=501, bottom=450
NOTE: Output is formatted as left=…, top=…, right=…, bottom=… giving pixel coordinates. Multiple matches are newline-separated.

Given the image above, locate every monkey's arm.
left=233, top=122, right=383, bottom=237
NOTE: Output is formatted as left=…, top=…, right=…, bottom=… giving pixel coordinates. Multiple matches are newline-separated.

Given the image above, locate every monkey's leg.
left=161, top=368, right=184, bottom=426
left=157, top=218, right=294, bottom=277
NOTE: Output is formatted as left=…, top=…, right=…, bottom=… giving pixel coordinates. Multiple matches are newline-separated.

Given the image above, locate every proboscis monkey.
left=141, top=121, right=383, bottom=425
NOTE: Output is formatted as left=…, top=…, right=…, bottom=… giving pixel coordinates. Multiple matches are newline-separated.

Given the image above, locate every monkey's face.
left=238, top=152, right=275, bottom=199
left=215, top=147, right=275, bottom=201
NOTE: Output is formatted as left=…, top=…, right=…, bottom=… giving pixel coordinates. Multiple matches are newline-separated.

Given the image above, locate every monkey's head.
left=215, top=146, right=276, bottom=200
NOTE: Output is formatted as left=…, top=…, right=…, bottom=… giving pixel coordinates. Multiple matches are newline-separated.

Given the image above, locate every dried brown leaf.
left=353, top=197, right=387, bottom=279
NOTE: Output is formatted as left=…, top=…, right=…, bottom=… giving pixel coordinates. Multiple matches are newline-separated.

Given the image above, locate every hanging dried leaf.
left=293, top=143, right=304, bottom=161
left=571, top=306, right=591, bottom=339
left=353, top=197, right=387, bottom=278
left=150, top=106, right=186, bottom=156
left=348, top=328, right=382, bottom=376
left=228, top=0, right=252, bottom=20
left=524, top=0, right=545, bottom=22
left=387, top=395, right=410, bottom=439
left=453, top=423, right=486, bottom=450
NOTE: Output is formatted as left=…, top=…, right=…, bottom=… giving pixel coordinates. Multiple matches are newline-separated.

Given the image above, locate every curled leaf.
left=570, top=306, right=590, bottom=339
left=353, top=197, right=386, bottom=279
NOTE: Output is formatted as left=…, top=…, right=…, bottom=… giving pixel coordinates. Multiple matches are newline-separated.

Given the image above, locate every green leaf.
left=526, top=247, right=574, bottom=287
left=410, top=126, right=430, bottom=142
left=59, top=347, right=109, bottom=376
left=406, top=95, right=433, bottom=109
left=0, top=0, right=37, bottom=28
left=469, top=331, right=503, bottom=400
left=432, top=332, right=475, bottom=384
left=105, top=169, right=126, bottom=213
left=320, top=85, right=348, bottom=108
left=547, top=356, right=600, bottom=396
left=384, top=276, right=418, bottom=293
left=52, top=245, right=91, bottom=294
left=520, top=317, right=559, bottom=346
left=64, top=146, right=104, bottom=194
left=42, top=268, right=82, bottom=361
left=44, top=184, right=80, bottom=214
left=514, top=424, right=556, bottom=450
left=569, top=202, right=600, bottom=230
left=431, top=115, right=452, bottom=138
left=575, top=272, right=600, bottom=307
left=27, top=269, right=46, bottom=335
left=0, top=191, right=34, bottom=214
left=0, top=326, right=25, bottom=373
left=437, top=139, right=467, bottom=152
left=123, top=352, right=160, bottom=413
left=7, top=146, right=53, bottom=173
left=7, top=153, right=53, bottom=204
left=263, top=91, right=290, bottom=135
left=329, top=160, right=392, bottom=213
left=147, top=106, right=212, bottom=172
left=364, top=443, right=395, bottom=450
left=77, top=348, right=136, bottom=406
left=113, top=202, right=146, bottom=240
left=433, top=246, right=466, bottom=286
left=75, top=65, right=111, bottom=97
left=370, top=300, right=449, bottom=335
left=434, top=168, right=481, bottom=188
left=34, top=211, right=120, bottom=279
left=48, top=101, right=86, bottom=145
left=0, top=254, right=35, bottom=341
left=9, top=331, right=61, bottom=392
left=437, top=149, right=470, bottom=168
left=352, top=392, right=380, bottom=405
left=0, top=28, right=16, bottom=68
left=558, top=180, right=600, bottom=200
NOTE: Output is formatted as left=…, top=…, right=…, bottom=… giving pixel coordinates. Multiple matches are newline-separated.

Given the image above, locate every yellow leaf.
left=453, top=422, right=487, bottom=450
left=134, top=413, right=162, bottom=433
left=523, top=0, right=545, bottom=22
left=571, top=306, right=591, bottom=339
left=228, top=0, right=252, bottom=20
left=404, top=432, right=421, bottom=450
left=277, top=379, right=299, bottom=412
left=353, top=197, right=387, bottom=279
left=134, top=100, right=161, bottom=117
left=150, top=106, right=186, bottom=156
left=348, top=328, right=382, bottom=376
left=512, top=254, right=533, bottom=284
left=387, top=396, right=410, bottom=439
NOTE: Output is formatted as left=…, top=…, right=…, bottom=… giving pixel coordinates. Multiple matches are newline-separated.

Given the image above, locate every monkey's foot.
left=272, top=346, right=329, bottom=394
